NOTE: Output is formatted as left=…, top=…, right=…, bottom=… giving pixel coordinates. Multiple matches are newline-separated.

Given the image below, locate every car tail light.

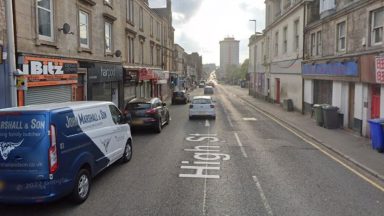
left=210, top=105, right=215, bottom=108
left=189, top=105, right=193, bottom=108
left=49, top=124, right=58, bottom=174
left=145, top=108, right=157, bottom=114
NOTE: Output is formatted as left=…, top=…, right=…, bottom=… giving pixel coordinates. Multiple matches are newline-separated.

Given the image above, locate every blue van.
left=0, top=102, right=132, bottom=204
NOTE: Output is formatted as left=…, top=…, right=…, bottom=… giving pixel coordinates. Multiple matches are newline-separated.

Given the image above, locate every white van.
left=0, top=101, right=132, bottom=204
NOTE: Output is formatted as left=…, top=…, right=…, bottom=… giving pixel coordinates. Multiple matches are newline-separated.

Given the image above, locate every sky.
left=149, top=0, right=266, bottom=65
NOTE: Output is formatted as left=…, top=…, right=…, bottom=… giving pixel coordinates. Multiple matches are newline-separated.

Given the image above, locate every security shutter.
left=25, top=85, right=72, bottom=105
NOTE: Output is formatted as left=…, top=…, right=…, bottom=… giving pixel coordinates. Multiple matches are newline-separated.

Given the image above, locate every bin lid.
left=368, top=118, right=384, bottom=123
left=323, top=105, right=339, bottom=110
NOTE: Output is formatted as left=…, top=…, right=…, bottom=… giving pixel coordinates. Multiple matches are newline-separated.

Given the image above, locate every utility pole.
left=249, top=19, right=257, bottom=34
left=5, top=0, right=17, bottom=107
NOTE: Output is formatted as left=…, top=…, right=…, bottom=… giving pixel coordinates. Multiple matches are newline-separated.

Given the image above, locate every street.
left=1, top=84, right=384, bottom=216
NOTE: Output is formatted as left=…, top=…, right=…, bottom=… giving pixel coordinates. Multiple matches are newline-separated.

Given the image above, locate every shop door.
left=371, top=85, right=380, bottom=119
left=76, top=73, right=85, bottom=101
left=275, top=78, right=280, bottom=104
left=348, top=83, right=355, bottom=129
left=314, top=80, right=333, bottom=104
left=25, top=85, right=72, bottom=105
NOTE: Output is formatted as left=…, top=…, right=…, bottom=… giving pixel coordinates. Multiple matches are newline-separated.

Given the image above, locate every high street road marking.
left=252, top=175, right=274, bottom=216
left=234, top=132, right=248, bottom=158
left=179, top=134, right=230, bottom=179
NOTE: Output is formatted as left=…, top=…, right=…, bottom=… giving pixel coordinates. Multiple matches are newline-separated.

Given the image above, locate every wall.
left=270, top=73, right=303, bottom=110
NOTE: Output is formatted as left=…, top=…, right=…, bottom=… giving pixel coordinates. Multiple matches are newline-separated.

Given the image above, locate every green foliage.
left=224, top=59, right=249, bottom=83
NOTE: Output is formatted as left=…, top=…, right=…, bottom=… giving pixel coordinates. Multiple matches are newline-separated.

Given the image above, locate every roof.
left=127, top=97, right=159, bottom=104
left=192, top=96, right=212, bottom=100
left=0, top=101, right=114, bottom=112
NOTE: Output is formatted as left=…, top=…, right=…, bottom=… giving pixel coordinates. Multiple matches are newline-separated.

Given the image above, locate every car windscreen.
left=126, top=103, right=151, bottom=110
left=192, top=99, right=211, bottom=104
left=173, top=92, right=184, bottom=97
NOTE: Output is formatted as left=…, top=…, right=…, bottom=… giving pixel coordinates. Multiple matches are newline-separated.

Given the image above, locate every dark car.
left=204, top=86, right=214, bottom=95
left=172, top=90, right=189, bottom=104
left=124, top=97, right=170, bottom=133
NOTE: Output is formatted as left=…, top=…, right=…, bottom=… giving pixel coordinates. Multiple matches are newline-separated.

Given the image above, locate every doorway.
left=348, top=83, right=355, bottom=129
left=275, top=78, right=280, bottom=104
left=371, top=85, right=380, bottom=119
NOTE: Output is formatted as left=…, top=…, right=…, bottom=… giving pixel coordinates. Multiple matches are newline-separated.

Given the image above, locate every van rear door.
left=0, top=111, right=49, bottom=173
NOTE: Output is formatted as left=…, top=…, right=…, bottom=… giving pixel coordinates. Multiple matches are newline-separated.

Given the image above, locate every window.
left=316, top=31, right=322, bottom=56
left=127, top=0, right=134, bottom=24
left=127, top=36, right=134, bottom=63
left=311, top=33, right=316, bottom=56
left=79, top=10, right=89, bottom=48
left=294, top=19, right=299, bottom=50
left=140, top=42, right=144, bottom=64
left=150, top=44, right=154, bottom=65
left=157, top=47, right=161, bottom=66
left=105, top=22, right=112, bottom=53
left=371, top=7, right=384, bottom=45
left=337, top=21, right=346, bottom=52
left=283, top=26, right=288, bottom=53
left=139, top=7, right=143, bottom=31
left=156, top=22, right=161, bottom=40
left=37, top=0, right=53, bottom=41
left=109, top=105, right=122, bottom=125
left=274, top=31, right=279, bottom=56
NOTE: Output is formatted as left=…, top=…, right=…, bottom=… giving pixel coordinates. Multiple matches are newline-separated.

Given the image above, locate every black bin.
left=322, top=105, right=339, bottom=129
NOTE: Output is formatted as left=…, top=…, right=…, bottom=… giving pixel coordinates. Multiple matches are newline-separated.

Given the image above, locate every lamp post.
left=249, top=19, right=257, bottom=34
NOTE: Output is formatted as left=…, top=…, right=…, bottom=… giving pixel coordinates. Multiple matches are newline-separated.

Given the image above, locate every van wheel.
left=120, top=139, right=132, bottom=163
left=155, top=118, right=162, bottom=133
left=71, top=169, right=91, bottom=204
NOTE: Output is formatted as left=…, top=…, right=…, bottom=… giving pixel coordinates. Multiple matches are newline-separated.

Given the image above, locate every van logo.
left=101, top=138, right=111, bottom=153
left=0, top=140, right=23, bottom=160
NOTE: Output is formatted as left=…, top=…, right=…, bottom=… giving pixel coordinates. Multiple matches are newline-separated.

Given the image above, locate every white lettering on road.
left=179, top=134, right=230, bottom=179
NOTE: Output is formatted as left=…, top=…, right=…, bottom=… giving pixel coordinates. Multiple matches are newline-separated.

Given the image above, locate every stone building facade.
left=303, top=0, right=384, bottom=136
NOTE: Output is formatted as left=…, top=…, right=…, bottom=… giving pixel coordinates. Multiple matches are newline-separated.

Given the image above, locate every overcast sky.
left=149, top=0, right=265, bottom=65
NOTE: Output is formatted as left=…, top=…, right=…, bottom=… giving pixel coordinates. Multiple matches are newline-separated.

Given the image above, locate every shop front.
left=137, top=68, right=156, bottom=98
left=16, top=55, right=78, bottom=106
left=82, top=62, right=123, bottom=108
left=154, top=70, right=170, bottom=100
left=123, top=68, right=138, bottom=104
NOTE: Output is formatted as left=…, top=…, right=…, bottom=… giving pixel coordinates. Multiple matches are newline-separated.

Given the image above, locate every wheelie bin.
left=322, top=105, right=339, bottom=129
left=367, top=119, right=384, bottom=153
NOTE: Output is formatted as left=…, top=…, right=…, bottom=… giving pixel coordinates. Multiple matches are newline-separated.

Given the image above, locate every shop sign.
left=123, top=70, right=138, bottom=83
left=138, top=68, right=155, bottom=81
left=19, top=56, right=78, bottom=75
left=375, top=56, right=384, bottom=83
left=303, top=60, right=358, bottom=76
left=88, top=63, right=123, bottom=82
left=16, top=76, right=28, bottom=90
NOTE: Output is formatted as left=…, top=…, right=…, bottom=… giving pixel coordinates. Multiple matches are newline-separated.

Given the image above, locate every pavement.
left=225, top=85, right=384, bottom=182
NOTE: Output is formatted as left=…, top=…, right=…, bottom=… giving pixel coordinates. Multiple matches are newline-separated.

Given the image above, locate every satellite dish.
left=59, top=23, right=71, bottom=34
left=115, top=50, right=122, bottom=57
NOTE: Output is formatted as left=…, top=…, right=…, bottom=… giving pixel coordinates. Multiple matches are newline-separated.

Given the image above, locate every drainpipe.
left=301, top=1, right=307, bottom=114
left=5, top=0, right=17, bottom=107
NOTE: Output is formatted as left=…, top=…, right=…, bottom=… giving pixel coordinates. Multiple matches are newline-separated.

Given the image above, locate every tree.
left=224, top=59, right=249, bottom=84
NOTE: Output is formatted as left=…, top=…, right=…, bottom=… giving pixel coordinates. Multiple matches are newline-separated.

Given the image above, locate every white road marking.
left=252, top=175, right=274, bottom=216
left=181, top=161, right=189, bottom=164
left=189, top=133, right=217, bottom=136
left=205, top=120, right=210, bottom=127
left=194, top=161, right=221, bottom=165
left=234, top=132, right=248, bottom=158
left=243, top=117, right=257, bottom=121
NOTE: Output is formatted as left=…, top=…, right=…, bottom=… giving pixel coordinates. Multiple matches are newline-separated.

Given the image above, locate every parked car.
left=172, top=90, right=189, bottom=104
left=204, top=86, right=214, bottom=95
left=189, top=96, right=216, bottom=120
left=0, top=101, right=132, bottom=204
left=199, top=81, right=205, bottom=88
left=124, top=97, right=170, bottom=133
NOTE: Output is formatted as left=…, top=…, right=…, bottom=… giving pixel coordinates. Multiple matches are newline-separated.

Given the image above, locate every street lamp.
left=249, top=19, right=257, bottom=34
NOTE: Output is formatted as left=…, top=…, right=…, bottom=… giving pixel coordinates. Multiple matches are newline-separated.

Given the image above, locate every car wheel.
left=120, top=139, right=132, bottom=163
left=155, top=118, right=162, bottom=133
left=189, top=116, right=193, bottom=120
left=212, top=116, right=216, bottom=120
left=166, top=113, right=170, bottom=125
left=70, top=168, right=91, bottom=204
